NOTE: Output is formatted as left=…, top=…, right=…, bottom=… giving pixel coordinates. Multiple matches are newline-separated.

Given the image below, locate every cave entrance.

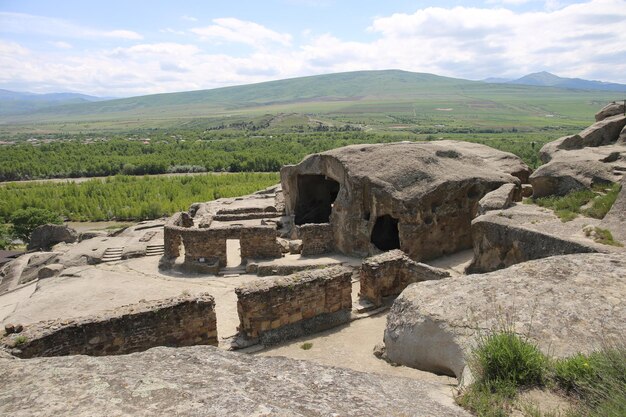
left=371, top=215, right=400, bottom=251
left=294, top=175, right=340, bottom=225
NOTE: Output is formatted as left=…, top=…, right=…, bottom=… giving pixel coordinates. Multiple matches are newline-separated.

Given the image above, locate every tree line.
left=0, top=131, right=549, bottom=182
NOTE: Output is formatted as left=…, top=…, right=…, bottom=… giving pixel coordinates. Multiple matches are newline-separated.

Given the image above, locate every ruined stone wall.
left=360, top=250, right=450, bottom=306
left=163, top=212, right=184, bottom=259
left=235, top=266, right=353, bottom=345
left=298, top=223, right=334, bottom=256
left=240, top=226, right=281, bottom=259
left=181, top=228, right=228, bottom=266
left=3, top=294, right=217, bottom=358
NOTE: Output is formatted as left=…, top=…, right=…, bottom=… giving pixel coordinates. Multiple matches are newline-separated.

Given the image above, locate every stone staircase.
left=101, top=247, right=124, bottom=263
left=145, top=244, right=164, bottom=257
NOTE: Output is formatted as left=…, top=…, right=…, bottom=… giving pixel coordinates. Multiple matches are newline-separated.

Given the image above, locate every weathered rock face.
left=539, top=115, right=626, bottom=163
left=602, top=178, right=626, bottom=242
left=466, top=203, right=621, bottom=274
left=27, top=224, right=78, bottom=250
left=0, top=346, right=471, bottom=417
left=476, top=183, right=518, bottom=215
left=595, top=101, right=625, bottom=122
left=384, top=253, right=626, bottom=380
left=531, top=144, right=625, bottom=197
left=281, top=141, right=529, bottom=261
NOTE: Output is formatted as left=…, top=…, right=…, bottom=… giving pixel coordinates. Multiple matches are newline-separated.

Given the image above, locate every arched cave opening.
left=371, top=214, right=400, bottom=251
left=294, top=175, right=340, bottom=225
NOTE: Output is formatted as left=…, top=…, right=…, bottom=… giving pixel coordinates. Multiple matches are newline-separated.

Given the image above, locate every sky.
left=1, top=0, right=625, bottom=97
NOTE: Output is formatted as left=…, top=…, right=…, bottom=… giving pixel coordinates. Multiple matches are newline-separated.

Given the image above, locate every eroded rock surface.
left=282, top=140, right=530, bottom=261
left=466, top=203, right=621, bottom=273
left=384, top=253, right=626, bottom=380
left=0, top=346, right=470, bottom=417
left=531, top=144, right=625, bottom=198
left=602, top=177, right=626, bottom=242
left=27, top=224, right=78, bottom=250
left=595, top=101, right=625, bottom=122
left=476, top=183, right=518, bottom=215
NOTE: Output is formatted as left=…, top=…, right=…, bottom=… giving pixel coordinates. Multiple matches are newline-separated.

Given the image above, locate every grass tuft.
left=531, top=182, right=621, bottom=222
left=300, top=342, right=313, bottom=350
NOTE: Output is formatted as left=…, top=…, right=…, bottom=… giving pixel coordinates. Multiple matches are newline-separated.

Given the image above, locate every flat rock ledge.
left=466, top=203, right=622, bottom=274
left=0, top=345, right=470, bottom=417
left=384, top=253, right=626, bottom=382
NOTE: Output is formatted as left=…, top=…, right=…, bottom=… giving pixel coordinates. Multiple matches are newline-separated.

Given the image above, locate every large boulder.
left=466, top=203, right=620, bottom=274
left=539, top=114, right=626, bottom=163
left=0, top=346, right=470, bottom=417
left=476, top=183, right=518, bottom=215
left=27, top=224, right=78, bottom=251
left=530, top=144, right=625, bottom=198
left=384, top=253, right=626, bottom=381
left=281, top=140, right=530, bottom=261
left=595, top=101, right=625, bottom=122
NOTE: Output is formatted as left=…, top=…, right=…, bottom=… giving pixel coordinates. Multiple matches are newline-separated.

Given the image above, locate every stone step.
left=102, top=247, right=124, bottom=262
left=145, top=246, right=164, bottom=256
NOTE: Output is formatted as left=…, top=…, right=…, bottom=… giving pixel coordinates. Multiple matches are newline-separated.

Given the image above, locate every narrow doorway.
left=226, top=239, right=242, bottom=267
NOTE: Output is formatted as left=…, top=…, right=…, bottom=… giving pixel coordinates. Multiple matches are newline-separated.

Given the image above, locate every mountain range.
left=485, top=71, right=626, bottom=93
left=0, top=70, right=623, bottom=134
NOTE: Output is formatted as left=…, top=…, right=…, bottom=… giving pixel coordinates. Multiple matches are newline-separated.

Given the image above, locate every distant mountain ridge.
left=506, top=71, right=626, bottom=92
left=1, top=69, right=623, bottom=122
left=0, top=89, right=108, bottom=115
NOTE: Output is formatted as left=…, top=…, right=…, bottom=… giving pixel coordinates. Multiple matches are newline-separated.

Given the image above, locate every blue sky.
left=1, top=0, right=625, bottom=96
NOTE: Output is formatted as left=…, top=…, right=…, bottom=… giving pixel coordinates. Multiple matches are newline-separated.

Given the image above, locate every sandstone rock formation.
left=539, top=114, right=626, bottom=164
left=532, top=107, right=625, bottom=197
left=384, top=253, right=626, bottom=380
left=281, top=140, right=530, bottom=261
left=595, top=101, right=625, bottom=122
left=27, top=224, right=78, bottom=250
left=602, top=177, right=626, bottom=242
left=0, top=346, right=470, bottom=416
left=466, top=203, right=621, bottom=273
left=476, top=183, right=518, bottom=215
left=531, top=144, right=625, bottom=198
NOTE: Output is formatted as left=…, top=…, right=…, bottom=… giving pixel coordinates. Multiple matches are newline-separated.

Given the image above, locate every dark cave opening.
left=294, top=175, right=340, bottom=225
left=371, top=214, right=400, bottom=251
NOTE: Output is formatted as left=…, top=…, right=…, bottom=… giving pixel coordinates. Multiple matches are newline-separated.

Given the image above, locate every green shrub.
left=533, top=189, right=596, bottom=222
left=473, top=330, right=547, bottom=388
left=300, top=342, right=313, bottom=350
left=584, top=183, right=622, bottom=219
left=565, top=346, right=626, bottom=417
left=554, top=353, right=597, bottom=393
left=9, top=207, right=62, bottom=243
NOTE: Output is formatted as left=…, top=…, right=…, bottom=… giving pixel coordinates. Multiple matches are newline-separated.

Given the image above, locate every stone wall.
left=298, top=223, right=334, bottom=256
left=240, top=226, right=283, bottom=259
left=235, top=266, right=353, bottom=345
left=2, top=294, right=217, bottom=358
left=163, top=214, right=281, bottom=269
left=360, top=250, right=450, bottom=307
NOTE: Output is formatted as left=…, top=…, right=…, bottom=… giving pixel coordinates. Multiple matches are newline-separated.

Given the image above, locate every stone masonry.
left=360, top=249, right=450, bottom=307
left=235, top=266, right=353, bottom=345
left=298, top=223, right=335, bottom=256
left=2, top=293, right=217, bottom=358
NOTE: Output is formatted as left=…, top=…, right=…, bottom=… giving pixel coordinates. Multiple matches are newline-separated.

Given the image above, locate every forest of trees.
left=0, top=131, right=550, bottom=181
left=0, top=173, right=279, bottom=222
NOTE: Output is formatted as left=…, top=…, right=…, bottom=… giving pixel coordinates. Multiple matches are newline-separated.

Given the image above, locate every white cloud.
left=0, top=40, right=30, bottom=56
left=2, top=1, right=626, bottom=95
left=0, top=12, right=142, bottom=40
left=48, top=41, right=73, bottom=49
left=191, top=18, right=292, bottom=48
left=181, top=15, right=198, bottom=22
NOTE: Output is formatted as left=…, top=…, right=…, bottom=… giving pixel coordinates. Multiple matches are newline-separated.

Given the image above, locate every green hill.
left=0, top=70, right=621, bottom=135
